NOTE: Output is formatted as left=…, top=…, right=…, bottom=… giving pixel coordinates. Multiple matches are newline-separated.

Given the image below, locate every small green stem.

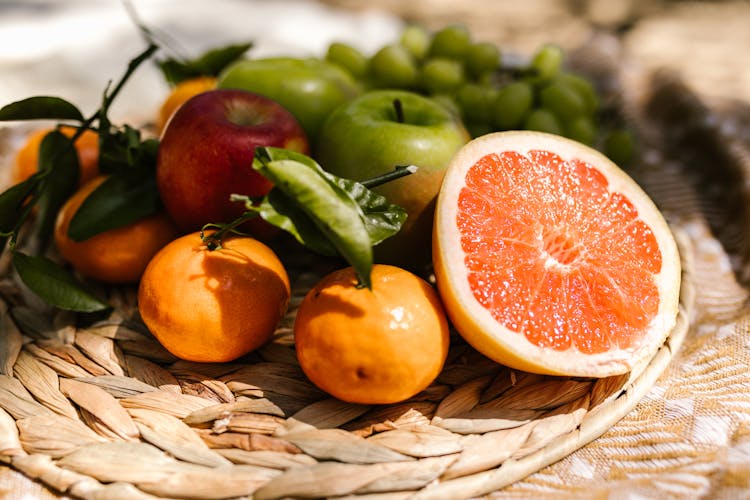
left=361, top=165, right=418, bottom=189
left=200, top=210, right=259, bottom=250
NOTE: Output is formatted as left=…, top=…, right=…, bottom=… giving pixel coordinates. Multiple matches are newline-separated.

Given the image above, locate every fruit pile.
left=0, top=23, right=678, bottom=406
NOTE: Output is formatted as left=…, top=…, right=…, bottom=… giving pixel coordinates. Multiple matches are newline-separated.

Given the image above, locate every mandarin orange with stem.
left=294, top=264, right=450, bottom=404
left=54, top=176, right=180, bottom=284
left=137, top=231, right=291, bottom=363
left=433, top=131, right=682, bottom=377
left=12, top=125, right=99, bottom=185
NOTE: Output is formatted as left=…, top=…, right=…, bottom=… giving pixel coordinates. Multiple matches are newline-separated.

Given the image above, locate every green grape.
left=369, top=44, right=419, bottom=89
left=604, top=129, right=636, bottom=166
left=430, top=93, right=461, bottom=118
left=456, top=82, right=496, bottom=125
left=491, top=81, right=533, bottom=130
left=523, top=109, right=563, bottom=135
left=556, top=72, right=599, bottom=115
left=428, top=24, right=471, bottom=60
left=420, top=57, right=465, bottom=94
left=325, top=42, right=368, bottom=79
left=529, top=44, right=563, bottom=83
left=465, top=42, right=501, bottom=80
left=400, top=24, right=431, bottom=61
left=565, top=116, right=596, bottom=145
left=539, top=81, right=586, bottom=122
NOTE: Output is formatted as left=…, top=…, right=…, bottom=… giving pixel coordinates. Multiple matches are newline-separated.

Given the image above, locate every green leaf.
left=12, top=252, right=110, bottom=312
left=0, top=177, right=39, bottom=249
left=33, top=131, right=81, bottom=251
left=97, top=125, right=156, bottom=174
left=68, top=171, right=161, bottom=241
left=159, top=42, right=252, bottom=85
left=253, top=147, right=373, bottom=288
left=0, top=96, right=84, bottom=122
left=0, top=177, right=38, bottom=232
left=333, top=177, right=407, bottom=246
left=258, top=190, right=339, bottom=257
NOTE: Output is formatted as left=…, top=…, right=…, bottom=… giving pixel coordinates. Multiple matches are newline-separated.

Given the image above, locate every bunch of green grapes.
left=324, top=24, right=634, bottom=165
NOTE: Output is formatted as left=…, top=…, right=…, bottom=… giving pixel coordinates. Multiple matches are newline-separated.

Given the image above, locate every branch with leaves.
left=0, top=42, right=413, bottom=312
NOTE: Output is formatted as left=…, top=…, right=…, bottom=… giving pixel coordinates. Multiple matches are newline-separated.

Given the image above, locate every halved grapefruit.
left=433, top=131, right=681, bottom=377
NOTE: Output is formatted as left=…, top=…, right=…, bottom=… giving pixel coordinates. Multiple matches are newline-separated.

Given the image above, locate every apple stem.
left=361, top=165, right=418, bottom=189
left=393, top=98, right=405, bottom=124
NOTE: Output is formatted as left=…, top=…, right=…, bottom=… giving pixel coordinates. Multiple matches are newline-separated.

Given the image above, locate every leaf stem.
left=98, top=44, right=158, bottom=123
left=200, top=210, right=259, bottom=250
left=360, top=165, right=418, bottom=189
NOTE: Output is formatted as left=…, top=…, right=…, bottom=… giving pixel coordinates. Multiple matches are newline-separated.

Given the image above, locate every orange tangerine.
left=54, top=176, right=180, bottom=284
left=12, top=126, right=99, bottom=185
left=433, top=131, right=681, bottom=377
left=294, top=264, right=450, bottom=404
left=138, top=232, right=291, bottom=363
left=156, top=76, right=217, bottom=133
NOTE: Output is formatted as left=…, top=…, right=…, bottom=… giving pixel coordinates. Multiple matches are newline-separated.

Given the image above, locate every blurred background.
left=326, top=0, right=750, bottom=103
left=0, top=0, right=748, bottom=121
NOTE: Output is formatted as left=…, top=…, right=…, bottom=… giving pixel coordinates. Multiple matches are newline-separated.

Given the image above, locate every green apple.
left=218, top=57, right=362, bottom=143
left=316, top=89, right=470, bottom=270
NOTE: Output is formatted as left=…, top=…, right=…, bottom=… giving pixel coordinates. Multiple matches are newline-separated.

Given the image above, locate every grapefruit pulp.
left=433, top=131, right=681, bottom=377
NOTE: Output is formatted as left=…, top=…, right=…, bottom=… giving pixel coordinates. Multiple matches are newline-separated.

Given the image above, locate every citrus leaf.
left=253, top=147, right=373, bottom=288
left=67, top=171, right=161, bottom=242
left=258, top=190, right=339, bottom=257
left=33, top=130, right=81, bottom=251
left=0, top=177, right=39, bottom=250
left=333, top=177, right=407, bottom=246
left=97, top=125, right=157, bottom=174
left=159, top=42, right=252, bottom=85
left=0, top=177, right=37, bottom=232
left=12, top=252, right=110, bottom=312
left=251, top=148, right=407, bottom=249
left=0, top=96, right=84, bottom=122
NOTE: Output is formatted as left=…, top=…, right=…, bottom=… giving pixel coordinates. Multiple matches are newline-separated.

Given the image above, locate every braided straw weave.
left=0, top=237, right=694, bottom=500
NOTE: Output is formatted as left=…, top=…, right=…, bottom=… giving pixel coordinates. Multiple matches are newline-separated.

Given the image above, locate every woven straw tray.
left=0, top=235, right=694, bottom=500
left=0, top=120, right=696, bottom=499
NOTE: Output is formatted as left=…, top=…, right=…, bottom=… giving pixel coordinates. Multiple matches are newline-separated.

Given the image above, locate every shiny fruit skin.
left=294, top=264, right=450, bottom=405
left=218, top=57, right=362, bottom=144
left=156, top=88, right=309, bottom=233
left=315, top=89, right=470, bottom=270
left=156, top=76, right=217, bottom=133
left=138, top=232, right=291, bottom=363
left=54, top=176, right=180, bottom=284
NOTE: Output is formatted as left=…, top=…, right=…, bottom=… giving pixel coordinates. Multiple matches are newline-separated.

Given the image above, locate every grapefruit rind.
left=433, top=131, right=682, bottom=377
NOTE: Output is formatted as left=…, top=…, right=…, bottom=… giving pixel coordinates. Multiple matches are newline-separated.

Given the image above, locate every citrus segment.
left=433, top=131, right=681, bottom=377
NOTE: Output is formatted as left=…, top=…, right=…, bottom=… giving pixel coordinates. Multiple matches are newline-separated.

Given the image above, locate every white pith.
left=434, top=131, right=682, bottom=377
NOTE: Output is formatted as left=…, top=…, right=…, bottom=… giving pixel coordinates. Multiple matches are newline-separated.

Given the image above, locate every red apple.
left=156, top=88, right=309, bottom=234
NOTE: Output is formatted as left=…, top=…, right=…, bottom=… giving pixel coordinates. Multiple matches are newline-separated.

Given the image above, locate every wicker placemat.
left=0, top=174, right=695, bottom=499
